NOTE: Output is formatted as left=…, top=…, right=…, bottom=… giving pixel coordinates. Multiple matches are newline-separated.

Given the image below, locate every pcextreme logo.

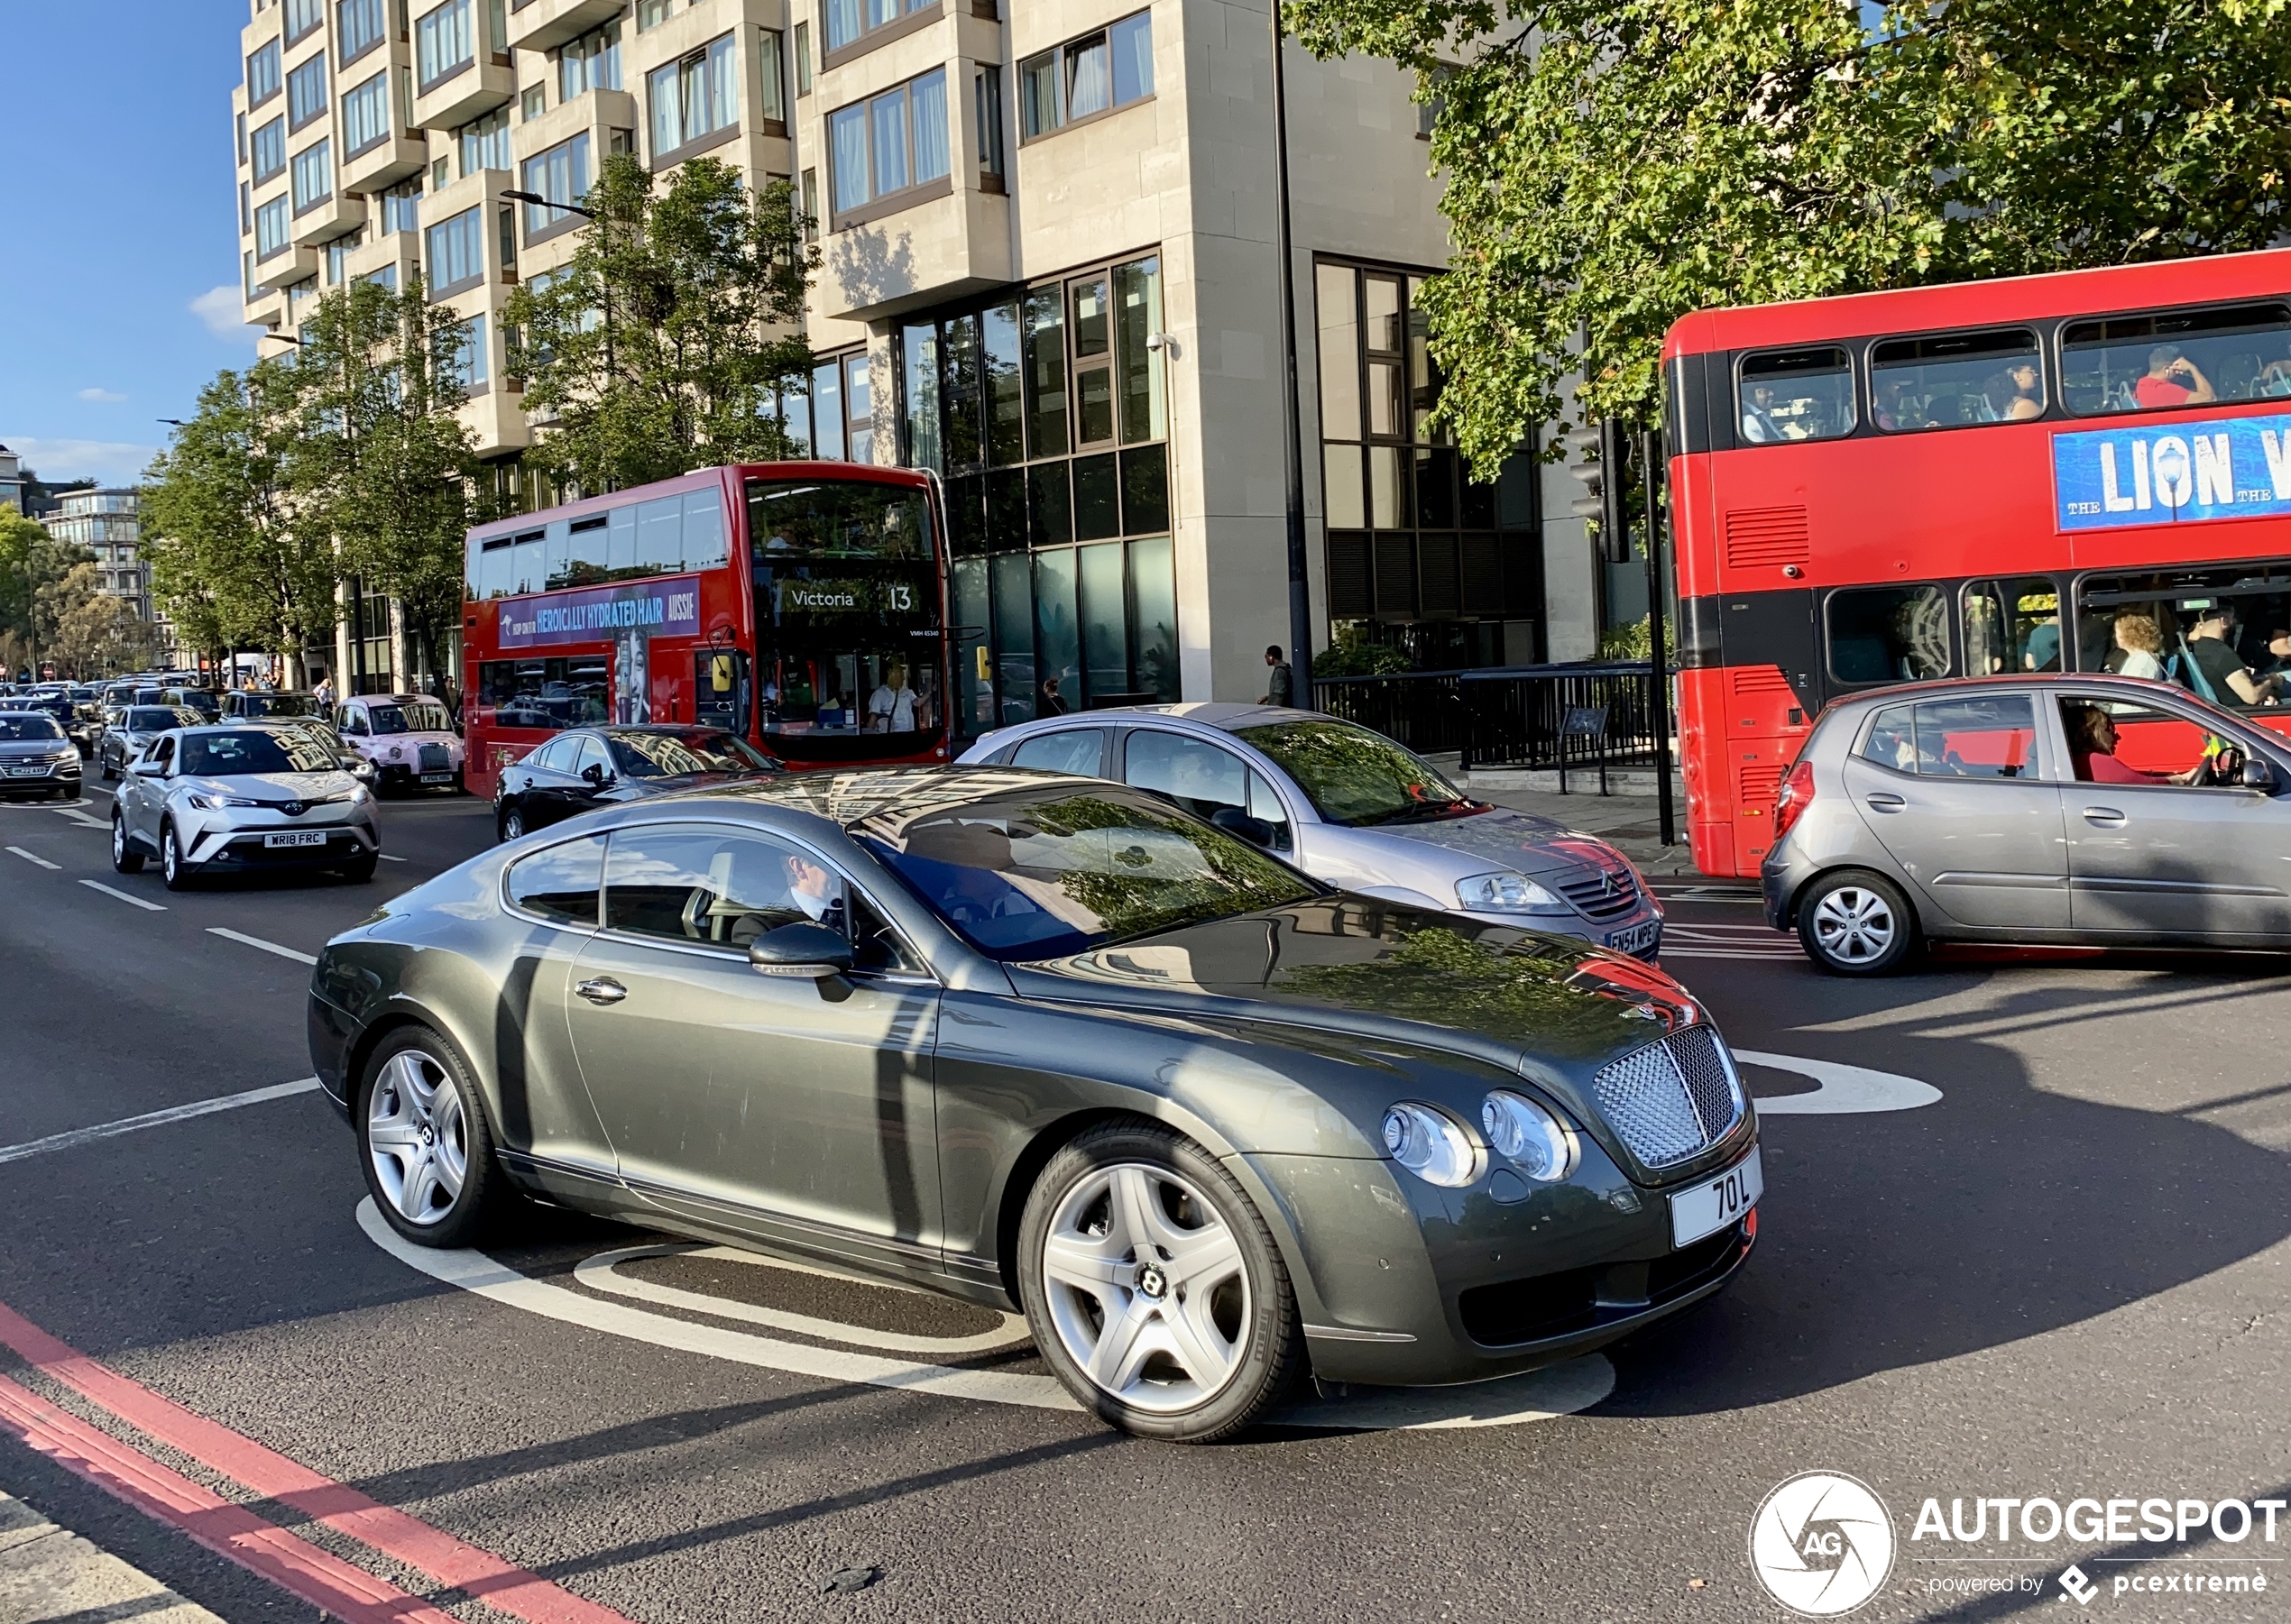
left=1749, top=1472, right=1898, bottom=1616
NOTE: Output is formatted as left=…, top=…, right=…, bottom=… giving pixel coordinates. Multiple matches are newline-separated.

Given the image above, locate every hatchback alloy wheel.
left=1799, top=871, right=1916, bottom=976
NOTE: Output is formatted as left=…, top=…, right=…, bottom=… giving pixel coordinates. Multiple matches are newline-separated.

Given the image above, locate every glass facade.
left=1314, top=260, right=1544, bottom=667
left=896, top=252, right=1177, bottom=738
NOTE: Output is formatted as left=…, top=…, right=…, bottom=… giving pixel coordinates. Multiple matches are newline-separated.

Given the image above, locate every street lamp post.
left=501, top=192, right=614, bottom=392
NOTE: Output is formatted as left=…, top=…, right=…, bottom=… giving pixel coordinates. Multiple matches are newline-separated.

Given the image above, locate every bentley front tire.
left=357, top=1029, right=511, bottom=1247
left=1018, top=1122, right=1302, bottom=1442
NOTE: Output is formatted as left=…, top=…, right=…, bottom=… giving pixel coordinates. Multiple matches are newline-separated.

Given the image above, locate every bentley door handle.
left=2081, top=807, right=2127, bottom=826
left=1864, top=793, right=1906, bottom=812
left=575, top=977, right=627, bottom=1005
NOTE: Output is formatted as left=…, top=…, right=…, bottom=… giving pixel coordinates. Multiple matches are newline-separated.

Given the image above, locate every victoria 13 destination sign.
left=2054, top=410, right=2291, bottom=532
left=498, top=576, right=703, bottom=649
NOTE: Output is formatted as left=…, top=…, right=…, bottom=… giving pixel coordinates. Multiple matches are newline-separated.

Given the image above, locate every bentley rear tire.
left=1018, top=1122, right=1302, bottom=1442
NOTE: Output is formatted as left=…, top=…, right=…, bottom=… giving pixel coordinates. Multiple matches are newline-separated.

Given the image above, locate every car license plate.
left=1670, top=1146, right=1762, bottom=1247
left=6, top=766, right=43, bottom=777
left=419, top=772, right=452, bottom=784
left=1606, top=919, right=1661, bottom=958
left=263, top=830, right=327, bottom=849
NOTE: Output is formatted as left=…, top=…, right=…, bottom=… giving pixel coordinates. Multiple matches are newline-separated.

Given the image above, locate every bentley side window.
left=603, top=826, right=844, bottom=948
left=506, top=835, right=607, bottom=927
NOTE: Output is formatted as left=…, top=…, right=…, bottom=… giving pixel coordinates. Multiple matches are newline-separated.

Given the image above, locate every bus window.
left=1826, top=584, right=1949, bottom=684
left=1870, top=328, right=2042, bottom=430
left=2076, top=566, right=2291, bottom=702
left=477, top=656, right=611, bottom=730
left=2061, top=301, right=2291, bottom=415
left=1963, top=579, right=2060, bottom=674
left=1736, top=347, right=1854, bottom=444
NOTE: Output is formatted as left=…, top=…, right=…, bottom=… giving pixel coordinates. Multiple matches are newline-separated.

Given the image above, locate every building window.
left=240, top=181, right=253, bottom=236
left=520, top=133, right=590, bottom=236
left=342, top=72, right=391, bottom=155
left=897, top=252, right=1176, bottom=733
left=826, top=69, right=948, bottom=221
left=325, top=231, right=363, bottom=285
left=427, top=205, right=487, bottom=293
left=257, top=193, right=293, bottom=260
left=823, top=0, right=934, bottom=58
left=285, top=0, right=325, bottom=43
left=236, top=111, right=248, bottom=167
left=1019, top=11, right=1151, bottom=141
left=975, top=66, right=1005, bottom=184
left=521, top=83, right=547, bottom=121
left=244, top=250, right=257, bottom=301
left=799, top=167, right=818, bottom=242
left=416, top=0, right=474, bottom=90
left=446, top=317, right=489, bottom=389
left=802, top=349, right=873, bottom=462
left=291, top=140, right=334, bottom=214
left=251, top=116, right=288, bottom=183
left=365, top=263, right=398, bottom=290
left=338, top=0, right=388, bottom=62
left=1312, top=260, right=1541, bottom=665
left=247, top=41, right=282, bottom=107
left=287, top=51, right=328, bottom=131
left=378, top=178, right=422, bottom=236
left=647, top=33, right=739, bottom=160
left=460, top=106, right=511, bottom=175
left=793, top=22, right=811, bottom=95
left=636, top=0, right=673, bottom=27
left=560, top=23, right=621, bottom=99
left=757, top=29, right=787, bottom=127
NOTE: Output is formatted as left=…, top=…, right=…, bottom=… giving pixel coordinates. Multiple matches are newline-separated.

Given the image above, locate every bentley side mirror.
left=748, top=922, right=856, bottom=980
left=1210, top=807, right=1277, bottom=849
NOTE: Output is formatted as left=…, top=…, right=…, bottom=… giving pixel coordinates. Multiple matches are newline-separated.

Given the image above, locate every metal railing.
left=1311, top=661, right=1670, bottom=788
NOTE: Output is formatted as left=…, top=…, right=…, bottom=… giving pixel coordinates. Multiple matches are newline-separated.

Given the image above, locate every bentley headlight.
left=1456, top=870, right=1565, bottom=913
left=1381, top=1103, right=1480, bottom=1188
left=1481, top=1091, right=1578, bottom=1182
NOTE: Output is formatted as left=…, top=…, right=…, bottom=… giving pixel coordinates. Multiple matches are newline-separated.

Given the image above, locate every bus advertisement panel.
left=1662, top=248, right=2291, bottom=877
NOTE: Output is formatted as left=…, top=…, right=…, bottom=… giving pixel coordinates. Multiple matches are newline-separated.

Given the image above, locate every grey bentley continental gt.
left=310, top=768, right=1760, bottom=1441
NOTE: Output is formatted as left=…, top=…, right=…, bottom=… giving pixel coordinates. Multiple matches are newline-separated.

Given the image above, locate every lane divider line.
left=5, top=846, right=60, bottom=871
left=51, top=809, right=111, bottom=829
left=0, top=1080, right=322, bottom=1168
left=379, top=853, right=407, bottom=862
left=77, top=880, right=164, bottom=912
left=0, top=1299, right=639, bottom=1624
left=0, top=1369, right=463, bottom=1624
left=206, top=927, right=318, bottom=967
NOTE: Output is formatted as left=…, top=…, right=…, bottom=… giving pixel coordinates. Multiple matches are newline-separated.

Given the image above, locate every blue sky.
left=0, top=2, right=257, bottom=490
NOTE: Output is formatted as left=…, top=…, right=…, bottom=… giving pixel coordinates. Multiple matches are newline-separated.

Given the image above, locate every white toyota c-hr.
left=112, top=724, right=381, bottom=890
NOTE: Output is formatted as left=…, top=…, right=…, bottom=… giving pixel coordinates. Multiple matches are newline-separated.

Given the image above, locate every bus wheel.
left=1798, top=871, right=1918, bottom=976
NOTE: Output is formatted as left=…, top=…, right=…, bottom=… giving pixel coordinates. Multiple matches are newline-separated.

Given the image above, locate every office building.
left=231, top=0, right=1595, bottom=720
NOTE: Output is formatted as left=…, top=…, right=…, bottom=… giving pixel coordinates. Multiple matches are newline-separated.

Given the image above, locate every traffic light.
left=1563, top=422, right=1604, bottom=521
left=1566, top=420, right=1633, bottom=563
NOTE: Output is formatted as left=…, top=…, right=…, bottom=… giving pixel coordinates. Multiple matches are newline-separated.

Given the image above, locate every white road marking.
left=0, top=1079, right=322, bottom=1168
left=206, top=927, right=318, bottom=966
left=78, top=879, right=164, bottom=912
left=1738, top=1051, right=1943, bottom=1115
left=5, top=846, right=60, bottom=870
left=357, top=1200, right=1613, bottom=1431
left=51, top=807, right=110, bottom=829
left=379, top=853, right=407, bottom=862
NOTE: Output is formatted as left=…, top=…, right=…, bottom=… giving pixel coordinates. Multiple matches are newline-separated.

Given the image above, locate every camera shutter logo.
left=1748, top=1472, right=1897, bottom=1616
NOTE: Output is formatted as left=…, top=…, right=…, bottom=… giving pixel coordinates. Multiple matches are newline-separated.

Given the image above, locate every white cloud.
left=0, top=438, right=164, bottom=488
left=77, top=387, right=127, bottom=404
left=190, top=284, right=260, bottom=344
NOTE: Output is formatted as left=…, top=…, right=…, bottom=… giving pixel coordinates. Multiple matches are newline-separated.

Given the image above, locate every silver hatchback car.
left=1762, top=674, right=2291, bottom=974
left=959, top=704, right=1664, bottom=959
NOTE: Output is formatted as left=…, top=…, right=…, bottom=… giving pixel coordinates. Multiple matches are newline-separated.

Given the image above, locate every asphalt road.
left=0, top=782, right=2286, bottom=1623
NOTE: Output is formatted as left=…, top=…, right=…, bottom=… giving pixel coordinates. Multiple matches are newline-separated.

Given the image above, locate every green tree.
left=53, top=583, right=166, bottom=677
left=503, top=154, right=819, bottom=493
left=0, top=511, right=98, bottom=677
left=143, top=363, right=336, bottom=683
left=293, top=275, right=487, bottom=683
left=1283, top=0, right=2291, bottom=472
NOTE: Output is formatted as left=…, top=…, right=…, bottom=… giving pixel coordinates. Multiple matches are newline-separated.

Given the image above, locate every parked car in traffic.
left=1764, top=674, right=2291, bottom=973
left=492, top=725, right=781, bottom=840
left=961, top=705, right=1665, bottom=961
left=221, top=690, right=323, bottom=721
left=335, top=694, right=465, bottom=794
left=111, top=724, right=380, bottom=889
left=97, top=707, right=206, bottom=781
left=0, top=711, right=84, bottom=801
left=313, top=766, right=1759, bottom=1442
left=161, top=686, right=224, bottom=722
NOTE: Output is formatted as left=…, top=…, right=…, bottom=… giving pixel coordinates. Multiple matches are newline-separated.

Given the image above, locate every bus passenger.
left=1741, top=384, right=1783, bottom=443
left=1986, top=362, right=2043, bottom=421
left=2184, top=606, right=2276, bottom=706
left=2111, top=614, right=2167, bottom=681
left=2260, top=342, right=2291, bottom=398
left=2135, top=344, right=2217, bottom=409
left=2261, top=628, right=2291, bottom=678
left=1872, top=378, right=1919, bottom=432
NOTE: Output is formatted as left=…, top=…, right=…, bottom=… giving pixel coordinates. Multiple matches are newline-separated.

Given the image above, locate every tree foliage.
left=0, top=510, right=105, bottom=675
left=504, top=154, right=819, bottom=494
left=1282, top=0, right=2291, bottom=473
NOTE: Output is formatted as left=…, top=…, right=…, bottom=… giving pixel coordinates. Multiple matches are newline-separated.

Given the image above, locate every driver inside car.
left=2062, top=702, right=2240, bottom=786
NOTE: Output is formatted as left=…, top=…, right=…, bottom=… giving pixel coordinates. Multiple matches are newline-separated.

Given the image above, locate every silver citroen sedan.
left=1762, top=674, right=2291, bottom=974
left=960, top=705, right=1664, bottom=959
left=111, top=725, right=381, bottom=889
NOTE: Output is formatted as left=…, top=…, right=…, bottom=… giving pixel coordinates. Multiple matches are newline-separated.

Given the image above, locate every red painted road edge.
left=0, top=1299, right=637, bottom=1624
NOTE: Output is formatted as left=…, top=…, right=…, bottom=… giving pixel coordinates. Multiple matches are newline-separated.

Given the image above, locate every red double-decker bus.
left=460, top=463, right=950, bottom=798
left=1664, top=247, right=2291, bottom=876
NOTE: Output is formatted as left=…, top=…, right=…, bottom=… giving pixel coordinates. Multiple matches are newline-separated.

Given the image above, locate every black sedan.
left=492, top=725, right=780, bottom=841
left=312, top=768, right=1761, bottom=1442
